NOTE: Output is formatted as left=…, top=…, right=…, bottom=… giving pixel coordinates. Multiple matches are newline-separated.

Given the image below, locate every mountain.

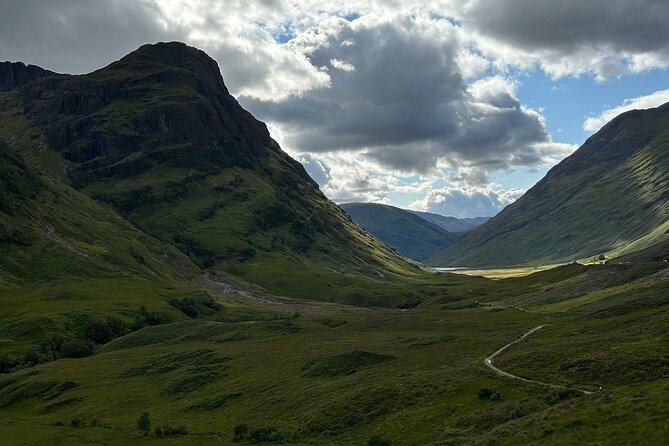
left=339, top=203, right=459, bottom=261
left=410, top=211, right=488, bottom=232
left=0, top=140, right=196, bottom=287
left=0, top=42, right=431, bottom=307
left=430, top=103, right=669, bottom=267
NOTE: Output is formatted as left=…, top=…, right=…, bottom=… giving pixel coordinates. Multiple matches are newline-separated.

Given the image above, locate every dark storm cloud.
left=464, top=0, right=669, bottom=54
left=0, top=0, right=177, bottom=73
left=243, top=17, right=567, bottom=173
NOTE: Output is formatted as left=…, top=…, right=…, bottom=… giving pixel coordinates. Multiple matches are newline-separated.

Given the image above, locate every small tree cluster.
left=137, top=412, right=151, bottom=436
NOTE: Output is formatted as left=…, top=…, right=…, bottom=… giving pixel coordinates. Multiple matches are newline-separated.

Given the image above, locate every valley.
left=1, top=41, right=668, bottom=446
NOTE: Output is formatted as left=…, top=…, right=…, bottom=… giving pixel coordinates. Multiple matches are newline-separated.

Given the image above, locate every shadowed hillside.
left=340, top=202, right=459, bottom=261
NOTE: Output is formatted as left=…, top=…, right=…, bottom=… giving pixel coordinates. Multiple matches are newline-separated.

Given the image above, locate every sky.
left=2, top=0, right=669, bottom=218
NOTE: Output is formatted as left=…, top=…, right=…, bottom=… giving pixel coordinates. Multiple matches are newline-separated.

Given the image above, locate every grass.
left=446, top=264, right=563, bottom=279
left=0, top=256, right=668, bottom=444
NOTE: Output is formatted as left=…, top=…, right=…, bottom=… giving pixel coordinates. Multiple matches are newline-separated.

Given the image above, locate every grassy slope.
left=340, top=203, right=459, bottom=261
left=0, top=140, right=208, bottom=356
left=430, top=104, right=669, bottom=267
left=1, top=259, right=668, bottom=445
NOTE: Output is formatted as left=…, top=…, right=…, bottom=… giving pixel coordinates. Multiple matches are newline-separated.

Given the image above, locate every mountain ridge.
left=430, top=102, right=669, bottom=267
left=410, top=210, right=488, bottom=232
left=339, top=202, right=459, bottom=261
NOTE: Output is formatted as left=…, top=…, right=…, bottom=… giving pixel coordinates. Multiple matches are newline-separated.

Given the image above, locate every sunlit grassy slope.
left=431, top=103, right=669, bottom=267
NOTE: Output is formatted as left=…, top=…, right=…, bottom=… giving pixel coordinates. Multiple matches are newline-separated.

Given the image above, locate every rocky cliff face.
left=19, top=42, right=273, bottom=167
left=0, top=61, right=55, bottom=91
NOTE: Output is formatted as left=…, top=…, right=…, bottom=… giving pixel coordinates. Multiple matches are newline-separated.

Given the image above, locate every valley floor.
left=1, top=261, right=668, bottom=445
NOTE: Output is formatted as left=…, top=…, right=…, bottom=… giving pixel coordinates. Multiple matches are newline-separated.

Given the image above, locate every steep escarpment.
left=0, top=61, right=55, bottom=91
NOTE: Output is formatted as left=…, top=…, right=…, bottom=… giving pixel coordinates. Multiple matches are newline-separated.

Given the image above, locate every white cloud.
left=409, top=186, right=525, bottom=218
left=461, top=0, right=669, bottom=81
left=243, top=14, right=569, bottom=178
left=330, top=58, right=356, bottom=71
left=584, top=88, right=669, bottom=132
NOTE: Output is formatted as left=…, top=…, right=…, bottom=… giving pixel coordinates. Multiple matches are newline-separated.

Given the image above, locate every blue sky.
left=517, top=67, right=669, bottom=145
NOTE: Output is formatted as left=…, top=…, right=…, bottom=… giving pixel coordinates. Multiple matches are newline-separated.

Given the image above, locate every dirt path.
left=200, top=271, right=353, bottom=315
left=484, top=325, right=593, bottom=395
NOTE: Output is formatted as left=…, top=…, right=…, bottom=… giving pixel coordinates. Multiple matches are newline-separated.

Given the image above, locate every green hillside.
left=340, top=203, right=460, bottom=261
left=0, top=42, right=437, bottom=307
left=430, top=103, right=669, bottom=267
left=0, top=140, right=216, bottom=357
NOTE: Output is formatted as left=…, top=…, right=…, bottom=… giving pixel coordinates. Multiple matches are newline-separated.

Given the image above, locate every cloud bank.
left=2, top=0, right=667, bottom=217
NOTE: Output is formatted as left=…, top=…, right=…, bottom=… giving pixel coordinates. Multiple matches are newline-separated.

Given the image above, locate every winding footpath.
left=484, top=325, right=593, bottom=395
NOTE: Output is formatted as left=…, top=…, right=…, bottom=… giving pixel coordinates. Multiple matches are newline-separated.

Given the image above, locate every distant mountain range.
left=430, top=102, right=669, bottom=267
left=339, top=203, right=461, bottom=261
left=409, top=211, right=488, bottom=232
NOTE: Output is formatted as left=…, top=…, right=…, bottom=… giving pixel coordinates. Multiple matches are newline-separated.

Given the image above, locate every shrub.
left=248, top=426, right=285, bottom=443
left=369, top=435, right=393, bottom=446
left=478, top=387, right=501, bottom=400
left=134, top=306, right=171, bottom=328
left=233, top=423, right=249, bottom=441
left=137, top=412, right=151, bottom=436
left=20, top=347, right=43, bottom=367
left=0, top=354, right=16, bottom=373
left=71, top=418, right=82, bottom=428
left=162, top=425, right=188, bottom=437
left=117, top=185, right=153, bottom=213
left=169, top=298, right=200, bottom=318
left=83, top=317, right=126, bottom=344
left=38, top=334, right=65, bottom=360
left=172, top=233, right=215, bottom=268
left=546, top=387, right=582, bottom=405
left=290, top=219, right=315, bottom=252
left=238, top=247, right=256, bottom=261
left=155, top=427, right=163, bottom=437
left=59, top=339, right=94, bottom=358
left=254, top=205, right=295, bottom=230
